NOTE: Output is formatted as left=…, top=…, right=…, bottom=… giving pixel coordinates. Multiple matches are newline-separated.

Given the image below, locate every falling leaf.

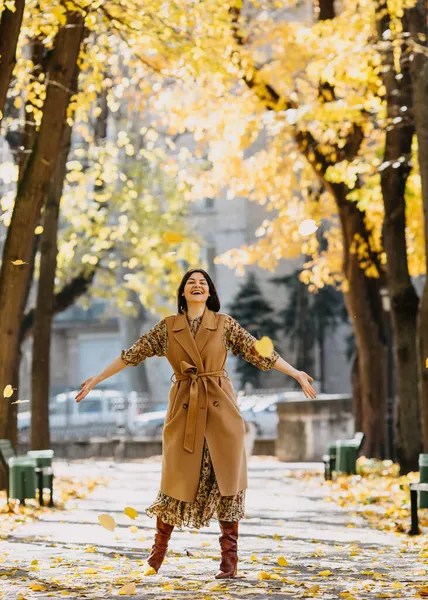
left=277, top=556, right=288, bottom=567
left=118, top=582, right=136, bottom=595
left=298, top=219, right=318, bottom=237
left=11, top=399, right=30, bottom=405
left=34, top=226, right=44, bottom=235
left=129, top=525, right=138, bottom=533
left=318, top=570, right=332, bottom=576
left=254, top=336, right=274, bottom=357
left=162, top=231, right=184, bottom=244
left=3, top=385, right=13, bottom=398
left=426, top=358, right=428, bottom=368
left=124, top=506, right=139, bottom=520
left=98, top=514, right=116, bottom=532
left=11, top=259, right=28, bottom=266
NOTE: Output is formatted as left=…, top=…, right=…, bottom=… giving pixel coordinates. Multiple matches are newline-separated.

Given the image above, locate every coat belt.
left=171, top=362, right=229, bottom=453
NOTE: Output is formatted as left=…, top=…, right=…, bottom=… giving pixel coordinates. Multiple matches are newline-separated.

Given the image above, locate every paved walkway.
left=1, top=457, right=427, bottom=599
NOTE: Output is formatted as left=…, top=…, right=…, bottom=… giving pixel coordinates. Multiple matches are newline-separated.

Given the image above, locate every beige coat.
left=161, top=309, right=247, bottom=502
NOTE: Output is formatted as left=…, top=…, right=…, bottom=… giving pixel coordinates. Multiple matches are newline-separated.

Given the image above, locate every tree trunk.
left=376, top=2, right=421, bottom=471
left=334, top=182, right=388, bottom=457
left=0, top=0, right=25, bottom=120
left=0, top=11, right=84, bottom=440
left=407, top=1, right=428, bottom=451
left=317, top=0, right=335, bottom=20
left=351, top=352, right=363, bottom=432
left=30, top=121, right=74, bottom=450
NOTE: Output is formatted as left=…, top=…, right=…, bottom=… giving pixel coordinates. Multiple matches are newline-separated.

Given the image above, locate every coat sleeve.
left=223, top=315, right=280, bottom=371
left=120, top=318, right=168, bottom=366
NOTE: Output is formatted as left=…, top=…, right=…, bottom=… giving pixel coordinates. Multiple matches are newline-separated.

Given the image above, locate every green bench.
left=0, top=440, right=54, bottom=507
left=322, top=432, right=365, bottom=480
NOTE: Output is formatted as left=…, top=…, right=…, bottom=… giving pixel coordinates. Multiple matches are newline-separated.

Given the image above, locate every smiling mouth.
left=191, top=291, right=203, bottom=295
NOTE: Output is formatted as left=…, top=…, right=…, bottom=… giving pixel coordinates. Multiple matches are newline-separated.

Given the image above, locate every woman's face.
left=182, top=272, right=210, bottom=307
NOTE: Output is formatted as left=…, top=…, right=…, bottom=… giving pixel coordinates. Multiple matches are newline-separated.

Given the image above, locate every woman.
left=75, top=268, right=316, bottom=579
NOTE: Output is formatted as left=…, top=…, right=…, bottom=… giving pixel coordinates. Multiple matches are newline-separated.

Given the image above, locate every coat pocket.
left=219, top=377, right=240, bottom=409
left=164, top=383, right=180, bottom=425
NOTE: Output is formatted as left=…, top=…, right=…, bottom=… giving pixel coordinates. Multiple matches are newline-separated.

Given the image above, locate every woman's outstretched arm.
left=272, top=355, right=316, bottom=399
left=75, top=318, right=168, bottom=404
left=75, top=356, right=127, bottom=403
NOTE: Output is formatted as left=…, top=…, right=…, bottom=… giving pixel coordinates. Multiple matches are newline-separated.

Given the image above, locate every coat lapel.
left=172, top=308, right=218, bottom=371
left=172, top=312, right=203, bottom=371
left=195, top=308, right=217, bottom=356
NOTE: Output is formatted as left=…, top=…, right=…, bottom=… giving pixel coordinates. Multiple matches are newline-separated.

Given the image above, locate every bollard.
left=419, top=454, right=428, bottom=509
left=27, top=450, right=54, bottom=507
left=336, top=441, right=357, bottom=475
left=8, top=457, right=37, bottom=504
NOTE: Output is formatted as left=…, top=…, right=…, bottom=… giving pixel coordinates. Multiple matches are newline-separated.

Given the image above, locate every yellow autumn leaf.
left=34, top=226, right=44, bottom=235
left=258, top=571, right=281, bottom=580
left=298, top=219, right=319, bottom=237
left=318, top=570, right=332, bottom=576
left=31, top=560, right=38, bottom=566
left=3, top=385, right=13, bottom=398
left=144, top=566, right=157, bottom=576
left=277, top=556, right=288, bottom=567
left=418, top=587, right=428, bottom=597
left=83, top=568, right=98, bottom=574
left=124, top=506, right=139, bottom=520
left=425, top=357, right=428, bottom=368
left=305, top=585, right=320, bottom=595
left=250, top=554, right=258, bottom=562
left=11, top=399, right=29, bottom=405
left=162, top=231, right=184, bottom=244
left=98, top=514, right=115, bottom=532
left=129, top=525, right=138, bottom=533
left=254, top=336, right=274, bottom=357
left=118, top=582, right=136, bottom=595
left=11, top=259, right=28, bottom=266
left=30, top=584, right=46, bottom=591
left=163, top=583, right=174, bottom=591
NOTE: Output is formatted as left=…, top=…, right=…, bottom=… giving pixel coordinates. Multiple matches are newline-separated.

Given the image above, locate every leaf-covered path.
left=1, top=457, right=427, bottom=599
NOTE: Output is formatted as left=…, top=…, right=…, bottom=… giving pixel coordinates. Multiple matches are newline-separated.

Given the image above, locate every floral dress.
left=121, top=312, right=279, bottom=529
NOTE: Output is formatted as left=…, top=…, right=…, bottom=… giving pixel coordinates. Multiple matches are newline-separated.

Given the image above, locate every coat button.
left=183, top=403, right=188, bottom=409
left=213, top=401, right=219, bottom=407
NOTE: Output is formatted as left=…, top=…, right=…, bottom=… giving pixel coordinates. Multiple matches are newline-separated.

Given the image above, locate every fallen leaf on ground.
left=118, top=582, right=136, bottom=595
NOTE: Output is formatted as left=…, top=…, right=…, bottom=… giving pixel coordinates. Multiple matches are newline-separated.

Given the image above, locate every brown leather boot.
left=215, top=520, right=238, bottom=579
left=147, top=517, right=174, bottom=573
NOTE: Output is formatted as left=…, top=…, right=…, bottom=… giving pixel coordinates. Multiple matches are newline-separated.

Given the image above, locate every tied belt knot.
left=170, top=361, right=228, bottom=453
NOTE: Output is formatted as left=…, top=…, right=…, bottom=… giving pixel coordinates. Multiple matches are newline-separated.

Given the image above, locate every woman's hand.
left=75, top=376, right=101, bottom=403
left=295, top=371, right=317, bottom=399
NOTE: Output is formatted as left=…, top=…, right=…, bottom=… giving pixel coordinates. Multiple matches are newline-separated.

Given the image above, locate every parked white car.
left=18, top=389, right=140, bottom=435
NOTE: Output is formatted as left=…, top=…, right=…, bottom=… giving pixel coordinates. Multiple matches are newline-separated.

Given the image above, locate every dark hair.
left=177, top=269, right=221, bottom=314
